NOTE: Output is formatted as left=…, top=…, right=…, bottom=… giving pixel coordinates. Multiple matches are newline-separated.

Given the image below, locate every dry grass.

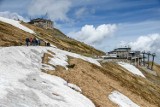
left=41, top=53, right=159, bottom=107
left=0, top=20, right=105, bottom=56
left=1, top=20, right=160, bottom=107
left=153, top=63, right=160, bottom=77
left=22, top=22, right=105, bottom=56
left=102, top=62, right=160, bottom=107
left=0, top=21, right=34, bottom=46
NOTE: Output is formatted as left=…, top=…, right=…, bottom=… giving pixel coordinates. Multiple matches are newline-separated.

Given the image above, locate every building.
left=29, top=18, right=53, bottom=29
left=105, top=47, right=142, bottom=65
left=108, top=47, right=131, bottom=58
left=128, top=51, right=142, bottom=65
left=129, top=51, right=141, bottom=59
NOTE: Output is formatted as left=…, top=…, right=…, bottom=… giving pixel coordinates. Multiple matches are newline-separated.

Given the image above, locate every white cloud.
left=75, top=7, right=95, bottom=19
left=129, top=33, right=160, bottom=52
left=117, top=33, right=160, bottom=53
left=0, top=11, right=29, bottom=22
left=68, top=24, right=117, bottom=45
left=28, top=0, right=72, bottom=21
left=75, top=7, right=87, bottom=18
left=118, top=33, right=160, bottom=63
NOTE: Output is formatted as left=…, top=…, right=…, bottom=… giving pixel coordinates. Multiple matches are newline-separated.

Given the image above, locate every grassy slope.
left=22, top=22, right=105, bottom=57
left=42, top=52, right=160, bottom=107
left=1, top=20, right=160, bottom=107
left=0, top=21, right=105, bottom=56
left=0, top=21, right=34, bottom=46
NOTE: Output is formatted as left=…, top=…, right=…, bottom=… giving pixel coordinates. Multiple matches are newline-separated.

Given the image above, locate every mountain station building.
left=29, top=18, right=53, bottom=29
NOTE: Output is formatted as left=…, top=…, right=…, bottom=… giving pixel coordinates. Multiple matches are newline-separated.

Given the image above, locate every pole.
left=147, top=52, right=150, bottom=69
left=142, top=51, right=145, bottom=66
left=151, top=53, right=156, bottom=70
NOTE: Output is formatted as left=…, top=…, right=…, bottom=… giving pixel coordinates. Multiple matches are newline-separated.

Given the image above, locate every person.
left=38, top=39, right=41, bottom=46
left=47, top=42, right=50, bottom=46
left=32, top=38, right=37, bottom=46
left=35, top=38, right=39, bottom=46
left=29, top=37, right=33, bottom=45
left=45, top=42, right=47, bottom=46
left=25, top=38, right=30, bottom=46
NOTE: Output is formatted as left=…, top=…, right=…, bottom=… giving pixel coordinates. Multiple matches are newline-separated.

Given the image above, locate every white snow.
left=0, top=16, right=35, bottom=34
left=108, top=91, right=140, bottom=107
left=118, top=62, right=145, bottom=78
left=67, top=83, right=82, bottom=92
left=0, top=46, right=98, bottom=107
left=46, top=46, right=101, bottom=69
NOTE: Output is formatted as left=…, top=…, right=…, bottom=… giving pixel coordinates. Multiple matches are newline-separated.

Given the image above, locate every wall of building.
left=30, top=19, right=53, bottom=29
left=117, top=51, right=129, bottom=58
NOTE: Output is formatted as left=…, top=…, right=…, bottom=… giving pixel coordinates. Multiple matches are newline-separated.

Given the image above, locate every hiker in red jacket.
left=29, top=37, right=33, bottom=45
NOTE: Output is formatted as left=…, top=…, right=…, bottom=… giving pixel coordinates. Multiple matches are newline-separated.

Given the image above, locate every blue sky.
left=0, top=0, right=160, bottom=60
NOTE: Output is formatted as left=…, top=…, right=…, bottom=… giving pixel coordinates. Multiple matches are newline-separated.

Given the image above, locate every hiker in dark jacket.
left=35, top=38, right=38, bottom=46
left=47, top=42, right=50, bottom=46
left=38, top=39, right=41, bottom=46
left=32, top=38, right=36, bottom=46
left=25, top=38, right=30, bottom=46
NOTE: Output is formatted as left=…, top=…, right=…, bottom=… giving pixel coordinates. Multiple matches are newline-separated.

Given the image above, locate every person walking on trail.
left=38, top=39, right=41, bottom=46
left=29, top=37, right=33, bottom=45
left=25, top=38, right=30, bottom=46
left=47, top=42, right=50, bottom=46
left=35, top=38, right=38, bottom=46
left=32, top=38, right=37, bottom=46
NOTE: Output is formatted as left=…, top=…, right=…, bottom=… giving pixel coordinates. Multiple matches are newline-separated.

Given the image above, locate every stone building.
left=29, top=18, right=53, bottom=29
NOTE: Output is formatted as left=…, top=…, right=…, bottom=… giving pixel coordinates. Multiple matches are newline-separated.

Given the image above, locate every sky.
left=0, top=0, right=160, bottom=62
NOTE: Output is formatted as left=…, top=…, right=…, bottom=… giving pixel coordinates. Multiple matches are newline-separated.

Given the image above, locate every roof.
left=116, top=47, right=131, bottom=50
left=108, top=47, right=131, bottom=53
left=129, top=51, right=141, bottom=54
left=30, top=18, right=52, bottom=23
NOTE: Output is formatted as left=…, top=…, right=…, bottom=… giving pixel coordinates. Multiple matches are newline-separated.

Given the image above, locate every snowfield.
left=108, top=91, right=140, bottom=107
left=0, top=46, right=97, bottom=107
left=118, top=62, right=145, bottom=78
left=0, top=16, right=35, bottom=34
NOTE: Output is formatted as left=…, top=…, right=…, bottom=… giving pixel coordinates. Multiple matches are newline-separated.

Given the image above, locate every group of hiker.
left=25, top=37, right=41, bottom=46
left=25, top=37, right=51, bottom=46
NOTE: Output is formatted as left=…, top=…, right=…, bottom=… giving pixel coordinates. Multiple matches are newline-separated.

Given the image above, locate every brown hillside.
left=0, top=21, right=105, bottom=56
left=0, top=21, right=34, bottom=46
left=22, top=22, right=105, bottom=56
left=42, top=52, right=160, bottom=107
left=138, top=63, right=160, bottom=85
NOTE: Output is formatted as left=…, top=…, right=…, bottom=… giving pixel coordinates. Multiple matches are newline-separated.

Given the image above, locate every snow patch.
left=118, top=62, right=145, bottom=78
left=108, top=91, right=140, bottom=107
left=67, top=83, right=82, bottom=92
left=0, top=46, right=98, bottom=107
left=0, top=16, right=35, bottom=34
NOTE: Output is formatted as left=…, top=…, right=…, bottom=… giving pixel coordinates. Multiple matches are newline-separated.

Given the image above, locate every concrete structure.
left=105, top=48, right=142, bottom=66
left=104, top=47, right=155, bottom=70
left=108, top=47, right=131, bottom=58
left=29, top=18, right=53, bottom=29
left=128, top=51, right=142, bottom=66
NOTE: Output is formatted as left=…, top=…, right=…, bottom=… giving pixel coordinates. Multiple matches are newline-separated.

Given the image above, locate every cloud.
left=75, top=7, right=95, bottom=19
left=75, top=7, right=87, bottom=18
left=28, top=0, right=72, bottom=21
left=68, top=24, right=117, bottom=45
left=0, top=11, right=29, bottom=22
left=117, top=33, right=160, bottom=63
left=129, top=33, right=160, bottom=52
